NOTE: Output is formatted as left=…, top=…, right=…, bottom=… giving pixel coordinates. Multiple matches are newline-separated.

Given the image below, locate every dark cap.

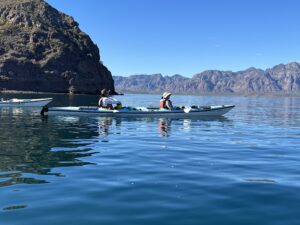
left=101, top=89, right=108, bottom=96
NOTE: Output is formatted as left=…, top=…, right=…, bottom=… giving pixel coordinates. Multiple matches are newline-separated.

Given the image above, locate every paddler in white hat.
left=160, top=92, right=173, bottom=110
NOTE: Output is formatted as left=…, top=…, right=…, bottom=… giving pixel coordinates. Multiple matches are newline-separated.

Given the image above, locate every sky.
left=47, top=0, right=300, bottom=77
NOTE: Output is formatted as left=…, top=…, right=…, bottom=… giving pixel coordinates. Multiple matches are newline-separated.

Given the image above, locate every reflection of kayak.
left=0, top=98, right=52, bottom=107
left=41, top=105, right=235, bottom=117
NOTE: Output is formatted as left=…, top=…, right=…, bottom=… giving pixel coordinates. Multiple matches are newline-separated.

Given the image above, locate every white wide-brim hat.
left=162, top=92, right=172, bottom=99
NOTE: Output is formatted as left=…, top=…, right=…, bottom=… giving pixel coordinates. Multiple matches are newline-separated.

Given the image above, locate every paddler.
left=98, top=89, right=122, bottom=109
left=160, top=92, right=173, bottom=110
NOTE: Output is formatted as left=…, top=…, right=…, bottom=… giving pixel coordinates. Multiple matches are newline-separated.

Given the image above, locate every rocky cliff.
left=0, top=0, right=114, bottom=94
left=114, top=62, right=300, bottom=95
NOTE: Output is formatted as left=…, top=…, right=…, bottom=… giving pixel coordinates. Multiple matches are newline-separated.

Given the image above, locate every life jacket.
left=160, top=99, right=166, bottom=109
left=160, top=99, right=173, bottom=109
left=106, top=104, right=113, bottom=109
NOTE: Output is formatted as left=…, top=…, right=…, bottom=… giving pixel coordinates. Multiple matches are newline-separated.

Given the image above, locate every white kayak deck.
left=43, top=105, right=235, bottom=117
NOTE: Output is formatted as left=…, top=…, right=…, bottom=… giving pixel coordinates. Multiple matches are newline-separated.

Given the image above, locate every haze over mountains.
left=114, top=62, right=300, bottom=95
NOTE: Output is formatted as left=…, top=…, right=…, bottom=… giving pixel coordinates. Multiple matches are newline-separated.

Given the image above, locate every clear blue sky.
left=47, top=0, right=300, bottom=77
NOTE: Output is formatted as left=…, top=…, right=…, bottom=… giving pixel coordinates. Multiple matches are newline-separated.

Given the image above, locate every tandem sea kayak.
left=0, top=98, right=53, bottom=107
left=41, top=105, right=235, bottom=117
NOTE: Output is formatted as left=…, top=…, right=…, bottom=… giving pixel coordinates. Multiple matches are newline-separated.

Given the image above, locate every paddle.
left=183, top=107, right=192, bottom=113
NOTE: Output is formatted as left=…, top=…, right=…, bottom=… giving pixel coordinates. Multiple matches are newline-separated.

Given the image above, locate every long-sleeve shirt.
left=99, top=97, right=120, bottom=108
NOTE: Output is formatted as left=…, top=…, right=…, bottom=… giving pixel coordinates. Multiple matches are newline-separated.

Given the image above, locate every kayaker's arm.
left=165, top=100, right=173, bottom=109
left=98, top=97, right=104, bottom=107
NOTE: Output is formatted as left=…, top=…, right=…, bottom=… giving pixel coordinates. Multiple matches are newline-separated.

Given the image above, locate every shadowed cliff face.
left=114, top=62, right=300, bottom=95
left=0, top=0, right=115, bottom=94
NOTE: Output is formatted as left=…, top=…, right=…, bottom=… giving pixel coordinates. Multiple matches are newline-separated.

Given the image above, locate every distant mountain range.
left=114, top=62, right=300, bottom=95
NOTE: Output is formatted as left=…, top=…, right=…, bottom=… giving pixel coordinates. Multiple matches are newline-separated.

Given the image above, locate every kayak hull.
left=42, top=105, right=235, bottom=117
left=0, top=98, right=52, bottom=107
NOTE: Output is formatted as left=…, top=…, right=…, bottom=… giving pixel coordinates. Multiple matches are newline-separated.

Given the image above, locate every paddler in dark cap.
left=98, top=89, right=122, bottom=109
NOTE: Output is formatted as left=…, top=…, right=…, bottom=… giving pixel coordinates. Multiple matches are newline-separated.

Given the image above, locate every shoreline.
left=117, top=91, right=300, bottom=97
left=1, top=90, right=300, bottom=97
left=0, top=90, right=121, bottom=96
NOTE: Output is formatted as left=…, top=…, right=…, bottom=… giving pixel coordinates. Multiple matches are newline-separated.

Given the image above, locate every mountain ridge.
left=114, top=62, right=300, bottom=95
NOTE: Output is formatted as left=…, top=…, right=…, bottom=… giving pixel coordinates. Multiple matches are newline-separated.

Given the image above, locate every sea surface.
left=0, top=93, right=300, bottom=225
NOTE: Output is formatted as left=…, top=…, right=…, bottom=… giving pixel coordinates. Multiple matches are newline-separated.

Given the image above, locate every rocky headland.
left=114, top=62, right=300, bottom=95
left=0, top=0, right=115, bottom=94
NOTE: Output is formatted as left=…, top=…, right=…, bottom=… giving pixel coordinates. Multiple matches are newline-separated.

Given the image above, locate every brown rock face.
left=0, top=0, right=115, bottom=94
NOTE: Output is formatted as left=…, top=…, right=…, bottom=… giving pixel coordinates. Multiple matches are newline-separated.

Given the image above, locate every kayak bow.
left=0, top=98, right=53, bottom=107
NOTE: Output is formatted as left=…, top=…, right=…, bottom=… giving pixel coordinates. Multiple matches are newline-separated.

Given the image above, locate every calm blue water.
left=0, top=94, right=300, bottom=225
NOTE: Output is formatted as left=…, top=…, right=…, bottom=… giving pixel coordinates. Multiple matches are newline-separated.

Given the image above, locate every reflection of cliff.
left=0, top=111, right=98, bottom=187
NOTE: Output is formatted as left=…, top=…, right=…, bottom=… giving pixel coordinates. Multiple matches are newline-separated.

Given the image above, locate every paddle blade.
left=184, top=107, right=192, bottom=113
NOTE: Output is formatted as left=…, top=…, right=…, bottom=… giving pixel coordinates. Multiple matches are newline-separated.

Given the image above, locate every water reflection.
left=241, top=97, right=300, bottom=128
left=159, top=118, right=172, bottom=136
left=95, top=116, right=232, bottom=138
left=97, top=117, right=122, bottom=136
left=0, top=107, right=26, bottom=115
left=0, top=104, right=233, bottom=188
left=0, top=112, right=98, bottom=187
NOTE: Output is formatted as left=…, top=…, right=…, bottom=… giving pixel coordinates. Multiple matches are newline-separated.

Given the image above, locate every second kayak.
left=0, top=98, right=53, bottom=107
